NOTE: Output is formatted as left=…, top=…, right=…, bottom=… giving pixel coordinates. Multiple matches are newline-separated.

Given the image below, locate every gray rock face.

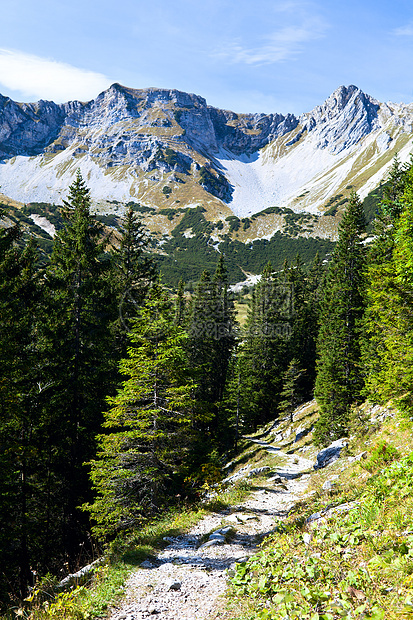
left=0, top=83, right=297, bottom=168
left=300, top=85, right=380, bottom=154
left=208, top=107, right=299, bottom=155
left=313, top=438, right=348, bottom=470
left=1, top=82, right=412, bottom=209
left=0, top=94, right=73, bottom=158
left=0, top=83, right=373, bottom=164
left=0, top=83, right=300, bottom=205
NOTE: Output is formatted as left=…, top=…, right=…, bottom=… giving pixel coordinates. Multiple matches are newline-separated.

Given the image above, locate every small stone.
left=238, top=513, right=258, bottom=522
left=148, top=606, right=158, bottom=614
left=218, top=526, right=233, bottom=535
left=140, top=560, right=154, bottom=569
left=322, top=475, right=339, bottom=491
left=166, top=579, right=181, bottom=591
left=223, top=514, right=240, bottom=524
left=303, top=532, right=312, bottom=545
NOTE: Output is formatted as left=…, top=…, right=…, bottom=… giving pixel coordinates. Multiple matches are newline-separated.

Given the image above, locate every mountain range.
left=1, top=83, right=412, bottom=283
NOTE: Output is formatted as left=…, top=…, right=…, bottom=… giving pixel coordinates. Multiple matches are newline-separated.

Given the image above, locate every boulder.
left=314, top=438, right=348, bottom=470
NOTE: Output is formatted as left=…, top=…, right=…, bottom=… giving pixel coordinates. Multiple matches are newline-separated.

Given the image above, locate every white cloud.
left=393, top=23, right=413, bottom=36
left=213, top=18, right=327, bottom=66
left=0, top=48, right=112, bottom=102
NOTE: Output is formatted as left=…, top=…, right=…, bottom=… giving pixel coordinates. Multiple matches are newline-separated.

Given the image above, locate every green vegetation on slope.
left=225, top=404, right=413, bottom=620
left=1, top=200, right=336, bottom=287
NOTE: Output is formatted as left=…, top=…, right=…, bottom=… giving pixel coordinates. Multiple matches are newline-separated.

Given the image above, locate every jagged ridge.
left=0, top=83, right=412, bottom=233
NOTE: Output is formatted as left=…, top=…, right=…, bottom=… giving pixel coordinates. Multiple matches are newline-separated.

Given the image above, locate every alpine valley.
left=1, top=82, right=413, bottom=283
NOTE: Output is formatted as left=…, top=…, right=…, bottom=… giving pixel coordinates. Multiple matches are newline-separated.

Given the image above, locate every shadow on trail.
left=137, top=527, right=285, bottom=572
left=247, top=485, right=291, bottom=495
left=244, top=437, right=283, bottom=453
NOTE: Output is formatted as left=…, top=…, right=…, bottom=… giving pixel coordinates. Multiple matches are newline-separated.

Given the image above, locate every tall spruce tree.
left=279, top=358, right=306, bottom=423
left=44, top=170, right=116, bottom=559
left=174, top=278, right=186, bottom=326
left=314, top=191, right=366, bottom=445
left=239, top=262, right=292, bottom=430
left=86, top=283, right=195, bottom=538
left=362, top=157, right=410, bottom=404
left=187, top=256, right=236, bottom=443
left=113, top=207, right=157, bottom=344
left=0, top=227, right=46, bottom=601
left=363, top=164, right=413, bottom=413
left=285, top=254, right=321, bottom=398
left=302, top=251, right=325, bottom=393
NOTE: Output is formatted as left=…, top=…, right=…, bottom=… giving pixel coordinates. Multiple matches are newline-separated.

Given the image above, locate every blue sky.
left=1, top=0, right=413, bottom=114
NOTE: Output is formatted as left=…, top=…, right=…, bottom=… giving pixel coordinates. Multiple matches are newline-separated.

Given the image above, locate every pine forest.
left=3, top=157, right=413, bottom=618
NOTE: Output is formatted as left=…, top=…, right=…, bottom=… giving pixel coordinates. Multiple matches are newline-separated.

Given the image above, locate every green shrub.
left=363, top=441, right=400, bottom=473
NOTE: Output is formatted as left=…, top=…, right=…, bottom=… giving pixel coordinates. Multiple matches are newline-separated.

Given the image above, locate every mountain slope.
left=0, top=83, right=412, bottom=284
left=0, top=84, right=412, bottom=229
left=217, top=85, right=413, bottom=218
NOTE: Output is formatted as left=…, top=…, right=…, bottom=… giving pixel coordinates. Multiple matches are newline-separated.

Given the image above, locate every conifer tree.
left=0, top=228, right=44, bottom=600
left=239, top=262, right=292, bottom=430
left=86, top=283, right=195, bottom=538
left=362, top=157, right=410, bottom=402
left=175, top=278, right=186, bottom=326
left=301, top=252, right=325, bottom=393
left=314, top=192, right=366, bottom=445
left=363, top=164, right=413, bottom=413
left=211, top=254, right=237, bottom=405
left=114, top=207, right=157, bottom=341
left=284, top=254, right=320, bottom=398
left=44, top=170, right=116, bottom=557
left=187, top=256, right=236, bottom=441
left=279, top=358, right=306, bottom=423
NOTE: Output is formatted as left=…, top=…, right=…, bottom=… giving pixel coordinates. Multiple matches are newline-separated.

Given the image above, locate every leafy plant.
left=362, top=441, right=400, bottom=473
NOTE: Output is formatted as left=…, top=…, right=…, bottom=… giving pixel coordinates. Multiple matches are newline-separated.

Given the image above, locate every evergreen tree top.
left=337, top=190, right=366, bottom=240
left=213, top=253, right=228, bottom=283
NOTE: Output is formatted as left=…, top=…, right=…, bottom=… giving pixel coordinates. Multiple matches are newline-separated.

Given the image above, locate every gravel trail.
left=107, top=440, right=313, bottom=620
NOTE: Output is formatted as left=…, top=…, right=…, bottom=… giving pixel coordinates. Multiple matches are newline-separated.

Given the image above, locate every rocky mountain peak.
left=0, top=83, right=412, bottom=223
left=91, top=83, right=208, bottom=115
left=299, top=85, right=380, bottom=153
